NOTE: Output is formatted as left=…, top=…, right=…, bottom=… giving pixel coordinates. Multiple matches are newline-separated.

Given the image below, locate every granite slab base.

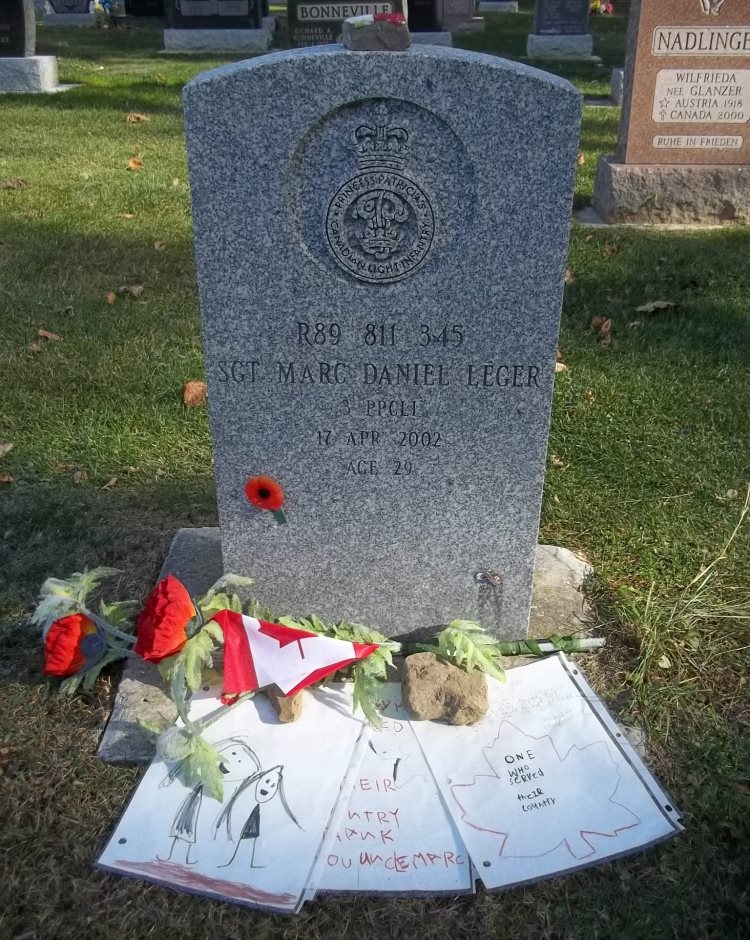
left=43, top=12, right=97, bottom=25
left=0, top=56, right=59, bottom=93
left=611, top=67, right=624, bottom=105
left=479, top=1, right=518, bottom=11
left=594, top=156, right=750, bottom=225
left=163, top=26, right=273, bottom=53
left=451, top=17, right=486, bottom=33
left=527, top=33, right=595, bottom=61
left=410, top=31, right=453, bottom=46
left=98, top=529, right=595, bottom=764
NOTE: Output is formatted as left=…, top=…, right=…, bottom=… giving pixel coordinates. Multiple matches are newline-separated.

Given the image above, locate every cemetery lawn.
left=1, top=10, right=748, bottom=939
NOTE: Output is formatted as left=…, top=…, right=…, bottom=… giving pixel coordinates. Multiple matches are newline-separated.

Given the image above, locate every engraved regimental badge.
left=325, top=103, right=435, bottom=285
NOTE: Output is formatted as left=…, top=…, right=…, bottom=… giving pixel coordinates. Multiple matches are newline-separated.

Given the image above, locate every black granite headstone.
left=167, top=0, right=261, bottom=29
left=125, top=0, right=165, bottom=15
left=409, top=0, right=439, bottom=32
left=533, top=0, right=589, bottom=36
left=288, top=0, right=404, bottom=48
left=0, top=0, right=35, bottom=58
left=49, top=1, right=92, bottom=11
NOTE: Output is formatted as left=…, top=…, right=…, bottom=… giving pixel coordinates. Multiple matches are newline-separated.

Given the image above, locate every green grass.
left=1, top=11, right=749, bottom=939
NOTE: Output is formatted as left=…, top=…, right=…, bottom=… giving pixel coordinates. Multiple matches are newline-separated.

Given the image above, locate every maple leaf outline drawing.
left=450, top=722, right=640, bottom=860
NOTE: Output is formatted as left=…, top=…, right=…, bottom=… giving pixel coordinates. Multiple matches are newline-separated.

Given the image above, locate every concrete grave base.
left=594, top=156, right=750, bottom=225
left=451, top=17, right=486, bottom=33
left=410, top=31, right=453, bottom=46
left=478, top=1, right=518, bottom=11
left=163, top=24, right=273, bottom=53
left=43, top=12, right=97, bottom=25
left=97, top=528, right=595, bottom=764
left=0, top=56, right=60, bottom=93
left=527, top=33, right=595, bottom=61
left=611, top=67, right=624, bottom=105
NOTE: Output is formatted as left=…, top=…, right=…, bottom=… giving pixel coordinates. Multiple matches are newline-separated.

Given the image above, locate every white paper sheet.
left=97, top=686, right=366, bottom=913
left=411, top=655, right=683, bottom=891
left=313, top=683, right=474, bottom=895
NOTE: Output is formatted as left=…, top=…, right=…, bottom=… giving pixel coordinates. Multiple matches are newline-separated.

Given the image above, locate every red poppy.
left=43, top=613, right=106, bottom=677
left=134, top=574, right=195, bottom=663
left=374, top=11, right=405, bottom=23
left=244, top=475, right=287, bottom=524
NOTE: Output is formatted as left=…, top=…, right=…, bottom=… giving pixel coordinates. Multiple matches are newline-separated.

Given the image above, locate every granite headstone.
left=0, top=0, right=35, bottom=58
left=48, top=0, right=91, bottom=10
left=594, top=0, right=750, bottom=222
left=409, top=0, right=440, bottom=30
left=167, top=0, right=261, bottom=29
left=288, top=1, right=405, bottom=48
left=183, top=46, right=580, bottom=641
left=527, top=0, right=594, bottom=59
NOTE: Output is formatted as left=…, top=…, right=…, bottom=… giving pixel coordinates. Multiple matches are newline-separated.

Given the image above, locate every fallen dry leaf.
left=154, top=240, right=167, bottom=252
left=101, top=476, right=118, bottom=491
left=183, top=380, right=208, bottom=407
left=0, top=474, right=14, bottom=484
left=554, top=361, right=569, bottom=374
left=0, top=444, right=14, bottom=460
left=127, top=157, right=144, bottom=172
left=120, top=212, right=136, bottom=220
left=564, top=268, right=575, bottom=285
left=553, top=494, right=560, bottom=504
left=105, top=290, right=117, bottom=305
left=603, top=243, right=619, bottom=257
left=54, top=463, right=77, bottom=473
left=591, top=316, right=613, bottom=346
left=585, top=390, right=596, bottom=404
left=28, top=341, right=41, bottom=353
left=38, top=328, right=62, bottom=342
left=635, top=300, right=676, bottom=314
left=0, top=178, right=31, bottom=190
left=119, top=284, right=144, bottom=299
left=63, top=306, right=74, bottom=318
left=126, top=465, right=141, bottom=474
left=550, top=455, right=565, bottom=468
left=172, top=178, right=180, bottom=187
left=73, top=470, right=89, bottom=484
left=584, top=234, right=594, bottom=243
left=126, top=112, right=149, bottom=124
left=577, top=152, right=585, bottom=166
left=629, top=320, right=643, bottom=329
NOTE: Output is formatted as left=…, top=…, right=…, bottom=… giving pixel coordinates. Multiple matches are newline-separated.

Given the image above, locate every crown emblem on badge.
left=354, top=103, right=410, bottom=171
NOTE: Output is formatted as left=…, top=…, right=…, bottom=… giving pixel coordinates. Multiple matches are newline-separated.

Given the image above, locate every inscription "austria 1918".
left=325, top=102, right=435, bottom=284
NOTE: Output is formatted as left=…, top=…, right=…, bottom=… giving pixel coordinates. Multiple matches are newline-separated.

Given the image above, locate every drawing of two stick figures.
left=157, top=737, right=302, bottom=868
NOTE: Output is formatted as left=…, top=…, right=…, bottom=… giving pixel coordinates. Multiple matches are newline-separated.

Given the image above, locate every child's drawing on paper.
left=215, top=764, right=303, bottom=868
left=450, top=722, right=640, bottom=860
left=158, top=737, right=260, bottom=865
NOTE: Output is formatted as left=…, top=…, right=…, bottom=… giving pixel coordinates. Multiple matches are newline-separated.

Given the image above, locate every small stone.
left=402, top=652, right=488, bottom=725
left=342, top=17, right=410, bottom=52
left=267, top=685, right=304, bottom=722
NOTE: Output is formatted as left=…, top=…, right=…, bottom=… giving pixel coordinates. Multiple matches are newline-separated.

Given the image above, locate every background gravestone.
left=0, top=0, right=60, bottom=92
left=0, top=0, right=35, bottom=58
left=48, top=0, right=90, bottom=9
left=164, top=0, right=272, bottom=51
left=167, top=0, right=261, bottom=29
left=183, top=46, right=580, bottom=642
left=594, top=0, right=750, bottom=223
left=527, top=0, right=594, bottom=60
left=288, top=1, right=405, bottom=49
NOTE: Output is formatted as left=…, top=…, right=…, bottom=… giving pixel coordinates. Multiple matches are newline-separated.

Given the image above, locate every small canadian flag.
left=212, top=610, right=379, bottom=701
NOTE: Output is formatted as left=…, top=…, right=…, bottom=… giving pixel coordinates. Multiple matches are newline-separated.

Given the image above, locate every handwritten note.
left=411, top=655, right=683, bottom=890
left=314, top=684, right=473, bottom=895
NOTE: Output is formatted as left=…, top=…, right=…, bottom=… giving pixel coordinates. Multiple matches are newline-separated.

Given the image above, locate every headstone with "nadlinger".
left=183, top=46, right=580, bottom=640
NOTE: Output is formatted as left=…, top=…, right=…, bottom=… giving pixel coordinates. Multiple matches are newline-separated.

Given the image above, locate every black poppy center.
left=258, top=487, right=270, bottom=500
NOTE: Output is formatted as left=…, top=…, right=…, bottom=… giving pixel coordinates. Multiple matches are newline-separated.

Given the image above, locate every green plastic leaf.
left=203, top=619, right=224, bottom=645
left=434, top=621, right=506, bottom=682
left=352, top=662, right=384, bottom=729
left=32, top=594, right=78, bottom=632
left=137, top=716, right=170, bottom=741
left=182, top=629, right=216, bottom=692
left=59, top=673, right=84, bottom=696
left=526, top=639, right=543, bottom=657
left=99, top=599, right=137, bottom=631
left=81, top=650, right=126, bottom=690
left=181, top=736, right=224, bottom=801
